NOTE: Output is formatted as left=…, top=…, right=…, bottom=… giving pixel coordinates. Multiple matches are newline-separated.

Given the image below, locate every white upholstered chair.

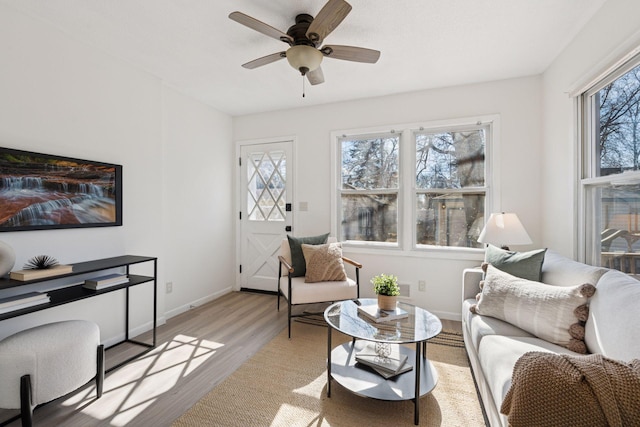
left=277, top=237, right=361, bottom=338
left=0, top=320, right=104, bottom=426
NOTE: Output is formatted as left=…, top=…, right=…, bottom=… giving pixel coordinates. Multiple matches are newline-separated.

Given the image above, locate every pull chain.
left=302, top=75, right=306, bottom=98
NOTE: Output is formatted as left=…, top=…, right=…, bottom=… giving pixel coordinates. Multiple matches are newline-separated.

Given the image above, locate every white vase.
left=0, top=241, right=15, bottom=277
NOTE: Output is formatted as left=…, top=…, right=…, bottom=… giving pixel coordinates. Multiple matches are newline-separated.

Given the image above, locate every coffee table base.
left=328, top=340, right=438, bottom=418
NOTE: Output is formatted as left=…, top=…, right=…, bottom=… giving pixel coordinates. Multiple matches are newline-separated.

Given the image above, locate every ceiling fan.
left=229, top=0, right=380, bottom=86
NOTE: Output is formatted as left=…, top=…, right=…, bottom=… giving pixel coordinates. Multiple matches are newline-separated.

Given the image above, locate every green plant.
left=371, top=273, right=400, bottom=296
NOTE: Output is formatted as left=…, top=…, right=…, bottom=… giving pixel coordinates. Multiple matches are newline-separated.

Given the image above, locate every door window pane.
left=247, top=150, right=286, bottom=221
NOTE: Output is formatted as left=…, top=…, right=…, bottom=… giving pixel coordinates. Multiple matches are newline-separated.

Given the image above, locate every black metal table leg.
left=327, top=325, right=332, bottom=397
left=414, top=341, right=421, bottom=425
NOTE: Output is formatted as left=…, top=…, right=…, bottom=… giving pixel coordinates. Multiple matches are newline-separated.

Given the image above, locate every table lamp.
left=477, top=212, right=532, bottom=250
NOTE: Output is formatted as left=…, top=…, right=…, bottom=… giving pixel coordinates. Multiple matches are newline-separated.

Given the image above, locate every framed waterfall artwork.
left=0, top=147, right=123, bottom=231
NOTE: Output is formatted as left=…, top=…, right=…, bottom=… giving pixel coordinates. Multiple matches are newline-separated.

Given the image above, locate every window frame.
left=331, top=115, right=499, bottom=254
left=578, top=51, right=640, bottom=265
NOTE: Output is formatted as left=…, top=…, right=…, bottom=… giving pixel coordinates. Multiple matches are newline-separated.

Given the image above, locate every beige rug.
left=173, top=321, right=485, bottom=427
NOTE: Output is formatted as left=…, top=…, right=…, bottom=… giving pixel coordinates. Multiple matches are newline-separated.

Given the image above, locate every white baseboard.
left=163, top=287, right=233, bottom=320
left=431, top=310, right=461, bottom=322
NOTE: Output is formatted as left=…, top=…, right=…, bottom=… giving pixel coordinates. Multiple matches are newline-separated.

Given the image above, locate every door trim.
left=235, top=135, right=296, bottom=291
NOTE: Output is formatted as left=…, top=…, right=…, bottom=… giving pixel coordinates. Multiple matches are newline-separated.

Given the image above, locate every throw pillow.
left=301, top=243, right=347, bottom=283
left=287, top=233, right=329, bottom=277
left=470, top=264, right=596, bottom=354
left=485, top=244, right=547, bottom=281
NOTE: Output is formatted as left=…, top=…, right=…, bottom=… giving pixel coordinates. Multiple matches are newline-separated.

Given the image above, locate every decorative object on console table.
left=371, top=273, right=400, bottom=310
left=83, top=273, right=129, bottom=290
left=10, top=255, right=72, bottom=281
left=357, top=304, right=408, bottom=323
left=0, top=240, right=15, bottom=277
left=477, top=212, right=532, bottom=250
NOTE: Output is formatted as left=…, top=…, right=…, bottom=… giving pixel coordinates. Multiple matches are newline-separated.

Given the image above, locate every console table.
left=0, top=255, right=157, bottom=372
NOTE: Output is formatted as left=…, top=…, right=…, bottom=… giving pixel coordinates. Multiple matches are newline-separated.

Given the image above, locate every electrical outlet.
left=418, top=280, right=426, bottom=292
left=166, top=282, right=173, bottom=294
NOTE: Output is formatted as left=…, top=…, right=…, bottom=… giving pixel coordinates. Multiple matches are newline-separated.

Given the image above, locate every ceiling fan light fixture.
left=286, top=45, right=323, bottom=75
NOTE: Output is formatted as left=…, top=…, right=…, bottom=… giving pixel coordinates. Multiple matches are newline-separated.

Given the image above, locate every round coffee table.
left=324, top=298, right=442, bottom=425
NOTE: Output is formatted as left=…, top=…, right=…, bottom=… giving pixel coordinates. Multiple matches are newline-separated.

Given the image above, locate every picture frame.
left=0, top=147, right=123, bottom=232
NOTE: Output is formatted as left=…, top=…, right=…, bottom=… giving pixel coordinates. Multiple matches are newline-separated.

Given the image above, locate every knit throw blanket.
left=500, top=351, right=640, bottom=427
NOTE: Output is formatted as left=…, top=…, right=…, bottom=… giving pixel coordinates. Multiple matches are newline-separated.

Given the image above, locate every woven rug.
left=172, top=321, right=484, bottom=427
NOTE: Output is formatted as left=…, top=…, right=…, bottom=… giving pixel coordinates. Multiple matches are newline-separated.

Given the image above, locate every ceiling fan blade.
left=307, top=67, right=325, bottom=85
left=229, top=11, right=293, bottom=44
left=306, top=0, right=352, bottom=45
left=321, top=45, right=380, bottom=63
left=242, top=52, right=286, bottom=69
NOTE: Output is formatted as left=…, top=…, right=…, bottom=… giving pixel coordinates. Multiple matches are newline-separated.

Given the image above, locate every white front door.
left=239, top=141, right=293, bottom=292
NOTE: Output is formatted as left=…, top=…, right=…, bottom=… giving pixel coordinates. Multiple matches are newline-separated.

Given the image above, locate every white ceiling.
left=3, top=0, right=607, bottom=116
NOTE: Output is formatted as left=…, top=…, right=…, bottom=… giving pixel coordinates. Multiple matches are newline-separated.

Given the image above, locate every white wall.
left=234, top=76, right=543, bottom=320
left=0, top=4, right=234, bottom=344
left=542, top=0, right=640, bottom=257
left=162, top=87, right=234, bottom=318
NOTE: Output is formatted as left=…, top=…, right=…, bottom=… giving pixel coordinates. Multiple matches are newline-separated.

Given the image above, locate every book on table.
left=0, top=292, right=50, bottom=314
left=9, top=265, right=73, bottom=281
left=0, top=292, right=49, bottom=308
left=355, top=343, right=412, bottom=379
left=357, top=304, right=409, bottom=323
left=83, top=273, right=129, bottom=290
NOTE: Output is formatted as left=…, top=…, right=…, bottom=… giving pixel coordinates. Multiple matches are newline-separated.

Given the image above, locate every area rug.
left=172, top=321, right=484, bottom=427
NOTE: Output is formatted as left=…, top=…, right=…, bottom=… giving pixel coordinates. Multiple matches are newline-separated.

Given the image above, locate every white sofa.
left=462, top=250, right=640, bottom=427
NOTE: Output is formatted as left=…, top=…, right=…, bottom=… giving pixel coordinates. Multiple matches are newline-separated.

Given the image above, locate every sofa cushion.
left=287, top=233, right=329, bottom=277
left=279, top=276, right=357, bottom=305
left=478, top=334, right=581, bottom=424
left=585, top=269, right=640, bottom=361
left=485, top=244, right=547, bottom=281
left=541, top=250, right=608, bottom=287
left=301, top=243, right=347, bottom=283
left=472, top=265, right=596, bottom=353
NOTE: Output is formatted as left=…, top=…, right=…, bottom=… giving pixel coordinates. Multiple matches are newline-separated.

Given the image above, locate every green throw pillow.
left=485, top=244, right=547, bottom=282
left=287, top=233, right=329, bottom=277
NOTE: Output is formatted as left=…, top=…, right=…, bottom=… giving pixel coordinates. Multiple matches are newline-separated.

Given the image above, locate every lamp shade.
left=477, top=212, right=532, bottom=249
left=286, top=45, right=323, bottom=75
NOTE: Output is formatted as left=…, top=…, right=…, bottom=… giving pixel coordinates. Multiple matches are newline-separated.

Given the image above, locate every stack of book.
left=0, top=292, right=50, bottom=314
left=357, top=304, right=409, bottom=323
left=83, top=273, right=129, bottom=290
left=355, top=343, right=413, bottom=379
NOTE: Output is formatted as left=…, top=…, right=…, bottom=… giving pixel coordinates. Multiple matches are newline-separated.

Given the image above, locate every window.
left=335, top=119, right=492, bottom=250
left=339, top=134, right=399, bottom=245
left=580, top=53, right=640, bottom=276
left=415, top=126, right=487, bottom=249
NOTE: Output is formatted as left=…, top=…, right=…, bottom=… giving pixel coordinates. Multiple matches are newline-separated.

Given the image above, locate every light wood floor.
left=0, top=292, right=462, bottom=427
